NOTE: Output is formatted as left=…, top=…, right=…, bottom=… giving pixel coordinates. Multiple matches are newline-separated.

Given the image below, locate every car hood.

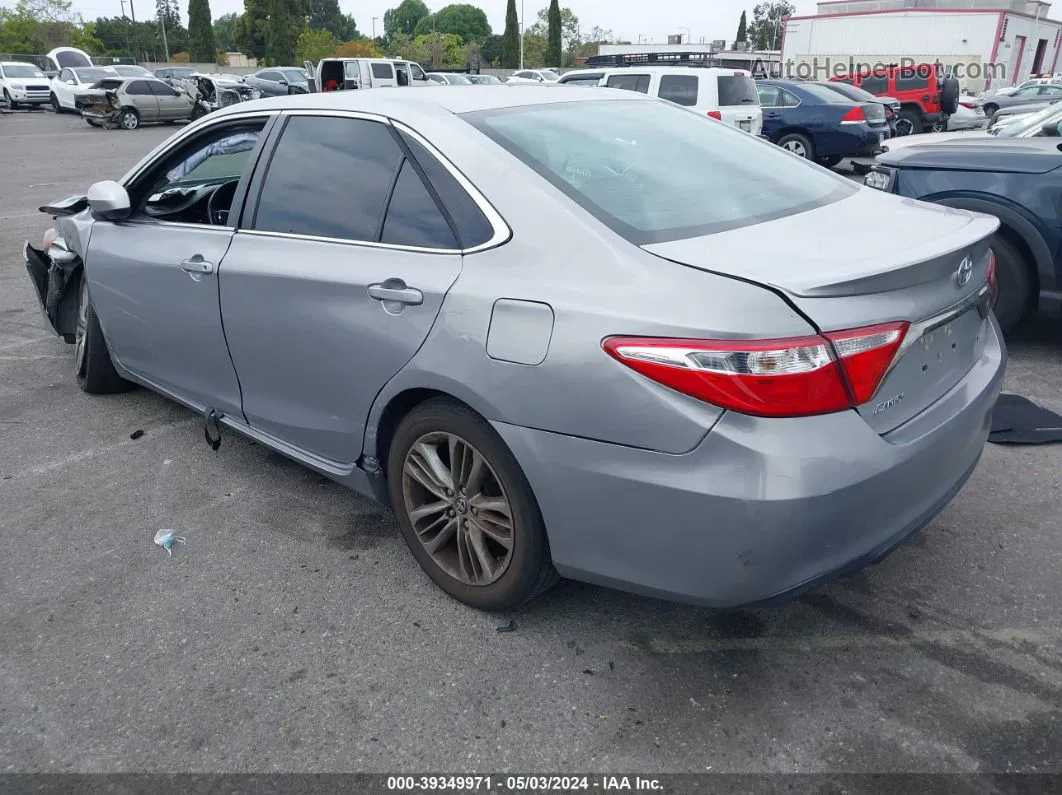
left=641, top=186, right=994, bottom=298
left=881, top=130, right=991, bottom=152
left=877, top=138, right=1062, bottom=172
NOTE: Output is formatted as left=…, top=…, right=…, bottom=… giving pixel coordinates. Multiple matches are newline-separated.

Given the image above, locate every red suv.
left=830, top=64, right=960, bottom=136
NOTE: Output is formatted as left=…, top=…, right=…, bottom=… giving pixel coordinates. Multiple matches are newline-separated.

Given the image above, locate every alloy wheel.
left=401, top=431, right=515, bottom=586
left=74, top=277, right=89, bottom=375
left=783, top=140, right=808, bottom=157
left=894, top=119, right=913, bottom=136
left=121, top=111, right=138, bottom=130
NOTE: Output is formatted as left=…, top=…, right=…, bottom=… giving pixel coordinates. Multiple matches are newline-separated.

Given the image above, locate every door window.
left=344, top=62, right=360, bottom=79
left=371, top=62, right=394, bottom=79
left=756, top=85, right=782, bottom=107
left=380, top=160, right=456, bottom=248
left=148, top=80, right=182, bottom=97
left=605, top=73, right=650, bottom=93
left=131, top=120, right=267, bottom=225
left=658, top=74, right=698, bottom=106
left=60, top=68, right=73, bottom=83
left=859, top=74, right=887, bottom=94
left=409, top=63, right=426, bottom=80
left=780, top=89, right=802, bottom=107
left=896, top=68, right=930, bottom=91
left=1038, top=85, right=1062, bottom=95
left=252, top=116, right=403, bottom=242
left=259, top=70, right=281, bottom=82
left=126, top=80, right=153, bottom=95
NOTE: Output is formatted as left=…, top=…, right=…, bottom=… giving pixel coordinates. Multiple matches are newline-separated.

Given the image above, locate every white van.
left=308, top=58, right=432, bottom=91
left=558, top=66, right=763, bottom=135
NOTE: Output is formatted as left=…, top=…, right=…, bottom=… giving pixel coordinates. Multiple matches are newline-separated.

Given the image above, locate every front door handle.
left=368, top=280, right=423, bottom=306
left=179, top=257, right=214, bottom=275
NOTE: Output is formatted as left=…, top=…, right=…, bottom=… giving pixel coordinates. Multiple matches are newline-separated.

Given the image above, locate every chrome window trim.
left=238, top=228, right=464, bottom=255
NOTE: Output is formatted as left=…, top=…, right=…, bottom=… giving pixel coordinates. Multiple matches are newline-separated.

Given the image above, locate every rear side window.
left=254, top=116, right=402, bottom=242
left=716, top=75, right=758, bottom=106
left=400, top=132, right=495, bottom=248
left=896, top=68, right=930, bottom=91
left=380, top=160, right=456, bottom=248
left=371, top=62, right=393, bottom=79
left=606, top=73, right=650, bottom=94
left=658, top=74, right=698, bottom=106
left=126, top=80, right=152, bottom=95
left=756, top=85, right=782, bottom=107
left=859, top=74, right=887, bottom=94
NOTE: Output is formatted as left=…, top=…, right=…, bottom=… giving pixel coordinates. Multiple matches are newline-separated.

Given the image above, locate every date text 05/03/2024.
left=385, top=775, right=665, bottom=791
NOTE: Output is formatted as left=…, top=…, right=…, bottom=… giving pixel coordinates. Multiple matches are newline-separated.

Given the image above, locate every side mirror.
left=278, top=78, right=288, bottom=85
left=87, top=180, right=131, bottom=221
left=65, top=79, right=75, bottom=85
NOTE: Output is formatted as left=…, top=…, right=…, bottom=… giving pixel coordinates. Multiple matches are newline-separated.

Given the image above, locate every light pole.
left=519, top=0, right=524, bottom=69
left=372, top=17, right=378, bottom=40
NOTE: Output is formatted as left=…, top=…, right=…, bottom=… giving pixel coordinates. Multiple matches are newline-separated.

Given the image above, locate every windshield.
left=4, top=64, right=46, bottom=78
left=994, top=102, right=1062, bottom=137
left=539, top=69, right=560, bottom=81
left=464, top=99, right=855, bottom=245
left=75, top=68, right=115, bottom=82
left=447, top=73, right=472, bottom=84
left=717, top=75, right=758, bottom=105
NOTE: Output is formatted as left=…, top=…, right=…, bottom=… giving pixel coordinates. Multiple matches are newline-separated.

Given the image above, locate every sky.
left=6, top=0, right=820, bottom=46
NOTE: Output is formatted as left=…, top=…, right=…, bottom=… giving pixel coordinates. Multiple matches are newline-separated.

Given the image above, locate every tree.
left=412, top=4, right=490, bottom=42
left=385, top=31, right=412, bottom=58
left=501, top=0, right=518, bottom=68
left=296, top=26, right=337, bottom=62
left=216, top=48, right=229, bottom=64
left=546, top=0, right=561, bottom=67
left=334, top=13, right=358, bottom=40
left=747, top=1, right=794, bottom=51
left=333, top=38, right=383, bottom=57
left=236, top=0, right=268, bottom=59
left=188, top=0, right=216, bottom=62
left=409, top=31, right=461, bottom=69
left=383, top=0, right=428, bottom=42
left=265, top=0, right=300, bottom=64
left=521, top=32, right=546, bottom=68
left=735, top=10, right=747, bottom=47
left=479, top=32, right=503, bottom=66
left=213, top=12, right=238, bottom=50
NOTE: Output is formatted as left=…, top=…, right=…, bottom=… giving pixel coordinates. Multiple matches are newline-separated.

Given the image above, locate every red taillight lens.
left=841, top=106, right=867, bottom=123
left=960, top=100, right=977, bottom=109
left=707, top=110, right=722, bottom=120
left=823, top=322, right=908, bottom=405
left=987, top=249, right=998, bottom=299
left=603, top=322, right=909, bottom=418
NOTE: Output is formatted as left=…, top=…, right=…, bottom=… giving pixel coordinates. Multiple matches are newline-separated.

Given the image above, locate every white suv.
left=507, top=69, right=560, bottom=84
left=0, top=61, right=52, bottom=109
left=558, top=66, right=763, bottom=135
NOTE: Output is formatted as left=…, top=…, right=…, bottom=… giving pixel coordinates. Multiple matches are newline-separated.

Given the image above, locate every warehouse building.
left=781, top=0, right=1062, bottom=92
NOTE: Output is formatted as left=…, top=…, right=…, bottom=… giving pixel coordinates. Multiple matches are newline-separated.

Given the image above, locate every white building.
left=781, top=0, right=1062, bottom=92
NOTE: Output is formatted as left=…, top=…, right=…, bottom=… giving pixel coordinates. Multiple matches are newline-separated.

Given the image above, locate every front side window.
left=896, top=68, right=930, bottom=91
left=75, top=68, right=114, bottom=84
left=148, top=80, right=180, bottom=97
left=605, top=73, right=650, bottom=94
left=1039, top=85, right=1062, bottom=95
left=658, top=74, right=698, bottom=106
left=464, top=99, right=855, bottom=245
left=253, top=116, right=403, bottom=242
left=59, top=69, right=73, bottom=82
left=409, top=64, right=426, bottom=80
left=132, top=121, right=266, bottom=225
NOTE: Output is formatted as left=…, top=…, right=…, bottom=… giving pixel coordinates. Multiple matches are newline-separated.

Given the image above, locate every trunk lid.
left=861, top=101, right=886, bottom=124
left=642, top=188, right=1000, bottom=434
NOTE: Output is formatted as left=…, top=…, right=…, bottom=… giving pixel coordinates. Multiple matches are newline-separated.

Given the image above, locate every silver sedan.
left=24, top=87, right=1005, bottom=611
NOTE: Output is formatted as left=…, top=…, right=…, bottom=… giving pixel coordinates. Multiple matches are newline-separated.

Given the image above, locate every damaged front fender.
left=25, top=240, right=81, bottom=342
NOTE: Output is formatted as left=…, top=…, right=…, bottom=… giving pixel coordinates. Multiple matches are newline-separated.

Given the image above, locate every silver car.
left=23, top=87, right=1006, bottom=611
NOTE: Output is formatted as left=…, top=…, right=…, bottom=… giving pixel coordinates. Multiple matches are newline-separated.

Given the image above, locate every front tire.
left=387, top=398, right=558, bottom=611
left=74, top=275, right=132, bottom=394
left=4, top=90, right=17, bottom=110
left=989, top=233, right=1033, bottom=334
left=778, top=132, right=815, bottom=160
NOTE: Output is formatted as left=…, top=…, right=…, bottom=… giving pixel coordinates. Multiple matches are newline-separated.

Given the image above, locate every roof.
left=213, top=83, right=645, bottom=120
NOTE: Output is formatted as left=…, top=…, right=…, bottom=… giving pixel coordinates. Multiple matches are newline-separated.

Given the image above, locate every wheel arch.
left=924, top=193, right=1054, bottom=300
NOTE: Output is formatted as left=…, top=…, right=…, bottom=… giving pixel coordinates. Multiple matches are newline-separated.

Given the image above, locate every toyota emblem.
left=955, top=256, right=973, bottom=288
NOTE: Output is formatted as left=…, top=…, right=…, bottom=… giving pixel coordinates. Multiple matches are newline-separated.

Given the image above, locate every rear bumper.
left=494, top=317, right=1006, bottom=608
left=825, top=125, right=888, bottom=158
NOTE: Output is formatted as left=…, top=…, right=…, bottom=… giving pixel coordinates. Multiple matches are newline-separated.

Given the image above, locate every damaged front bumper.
left=25, top=238, right=81, bottom=342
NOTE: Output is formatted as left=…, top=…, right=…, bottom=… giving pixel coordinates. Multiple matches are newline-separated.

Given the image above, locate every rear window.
left=716, top=75, right=758, bottom=106
left=820, top=82, right=877, bottom=103
left=658, top=74, right=698, bottom=106
left=606, top=73, right=650, bottom=94
left=463, top=99, right=855, bottom=245
left=795, top=83, right=851, bottom=103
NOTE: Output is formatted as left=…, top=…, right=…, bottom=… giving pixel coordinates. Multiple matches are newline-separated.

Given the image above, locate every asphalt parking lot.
left=2, top=108, right=1062, bottom=777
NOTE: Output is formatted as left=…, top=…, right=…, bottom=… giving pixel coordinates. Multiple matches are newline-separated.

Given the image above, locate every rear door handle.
left=368, top=280, right=423, bottom=306
left=179, top=257, right=214, bottom=274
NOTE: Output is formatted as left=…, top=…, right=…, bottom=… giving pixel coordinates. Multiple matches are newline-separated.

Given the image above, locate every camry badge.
left=955, top=256, right=973, bottom=288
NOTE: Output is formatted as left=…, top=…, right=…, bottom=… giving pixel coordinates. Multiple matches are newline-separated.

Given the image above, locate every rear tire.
left=74, top=275, right=132, bottom=395
left=119, top=108, right=140, bottom=129
left=387, top=398, right=559, bottom=611
left=989, top=233, right=1033, bottom=334
left=778, top=132, right=815, bottom=160
left=983, top=103, right=999, bottom=118
left=818, top=155, right=843, bottom=168
left=50, top=93, right=62, bottom=113
left=895, top=109, right=923, bottom=136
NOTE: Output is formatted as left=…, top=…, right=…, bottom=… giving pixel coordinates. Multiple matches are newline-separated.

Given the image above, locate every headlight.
left=864, top=168, right=894, bottom=191
left=11, top=83, right=24, bottom=90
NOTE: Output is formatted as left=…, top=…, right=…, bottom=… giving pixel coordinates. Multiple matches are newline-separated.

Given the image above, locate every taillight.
left=840, top=106, right=867, bottom=124
left=960, top=101, right=977, bottom=109
left=707, top=110, right=722, bottom=120
left=602, top=322, right=909, bottom=418
left=987, top=249, right=998, bottom=299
